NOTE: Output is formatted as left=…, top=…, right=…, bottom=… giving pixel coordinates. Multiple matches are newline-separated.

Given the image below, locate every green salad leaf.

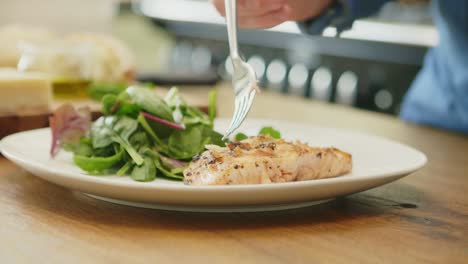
left=258, top=126, right=281, bottom=139
left=88, top=82, right=128, bottom=101
left=88, top=82, right=156, bottom=101
left=208, top=89, right=217, bottom=126
left=126, top=86, right=174, bottom=121
left=91, top=116, right=143, bottom=165
left=234, top=132, right=248, bottom=141
left=63, top=137, right=93, bottom=157
left=234, top=127, right=282, bottom=141
left=55, top=85, right=225, bottom=182
left=131, top=156, right=156, bottom=182
left=168, top=125, right=207, bottom=160
left=101, top=94, right=118, bottom=116
left=73, top=145, right=124, bottom=173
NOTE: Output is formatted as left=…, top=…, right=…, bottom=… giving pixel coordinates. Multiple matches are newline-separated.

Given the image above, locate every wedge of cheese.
left=0, top=68, right=52, bottom=115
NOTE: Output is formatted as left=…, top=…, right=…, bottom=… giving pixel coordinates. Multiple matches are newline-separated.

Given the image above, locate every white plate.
left=0, top=119, right=426, bottom=212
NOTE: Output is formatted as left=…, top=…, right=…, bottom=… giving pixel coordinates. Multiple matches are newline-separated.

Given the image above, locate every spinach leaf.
left=143, top=148, right=184, bottom=180
left=130, top=156, right=156, bottom=182
left=73, top=146, right=124, bottom=173
left=164, top=87, right=184, bottom=124
left=92, top=145, right=116, bottom=157
left=102, top=94, right=118, bottom=116
left=111, top=138, right=143, bottom=166
left=91, top=116, right=144, bottom=165
left=168, top=126, right=205, bottom=160
left=63, top=137, right=93, bottom=156
left=159, top=155, right=187, bottom=170
left=202, top=126, right=224, bottom=147
left=116, top=160, right=133, bottom=176
left=166, top=123, right=224, bottom=160
left=259, top=126, right=281, bottom=139
left=116, top=103, right=140, bottom=118
left=113, top=116, right=139, bottom=141
left=110, top=90, right=141, bottom=117
left=165, top=87, right=211, bottom=127
left=170, top=167, right=186, bottom=175
left=208, top=89, right=217, bottom=126
left=126, top=86, right=174, bottom=121
left=91, top=116, right=116, bottom=148
left=164, top=87, right=181, bottom=106
left=129, top=131, right=150, bottom=151
left=234, top=132, right=248, bottom=141
left=182, top=106, right=211, bottom=126
left=88, top=82, right=128, bottom=101
left=137, top=113, right=165, bottom=148
left=158, top=166, right=184, bottom=180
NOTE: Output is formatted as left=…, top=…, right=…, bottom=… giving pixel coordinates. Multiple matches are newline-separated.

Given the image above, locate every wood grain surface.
left=0, top=84, right=467, bottom=263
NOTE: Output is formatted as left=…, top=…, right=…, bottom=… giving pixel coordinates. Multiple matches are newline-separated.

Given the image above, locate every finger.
left=238, top=0, right=285, bottom=9
left=212, top=0, right=286, bottom=17
left=238, top=3, right=285, bottom=17
left=238, top=5, right=292, bottom=29
left=211, top=0, right=225, bottom=16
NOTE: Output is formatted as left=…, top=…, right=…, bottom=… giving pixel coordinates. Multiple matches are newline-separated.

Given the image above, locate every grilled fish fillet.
left=184, top=135, right=352, bottom=185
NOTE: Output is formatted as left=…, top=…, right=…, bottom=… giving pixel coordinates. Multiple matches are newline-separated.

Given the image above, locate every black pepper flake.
left=316, top=152, right=322, bottom=158
left=267, top=142, right=276, bottom=150
left=186, top=172, right=192, bottom=176
left=255, top=162, right=259, bottom=167
left=192, top=154, right=201, bottom=162
left=234, top=164, right=239, bottom=169
left=208, top=158, right=216, bottom=164
left=259, top=143, right=266, bottom=148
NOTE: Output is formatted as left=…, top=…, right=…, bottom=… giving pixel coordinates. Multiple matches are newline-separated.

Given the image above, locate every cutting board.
left=0, top=88, right=210, bottom=139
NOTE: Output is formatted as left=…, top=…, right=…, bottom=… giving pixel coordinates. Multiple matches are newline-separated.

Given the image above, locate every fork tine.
left=235, top=91, right=256, bottom=127
left=223, top=97, right=244, bottom=139
left=222, top=58, right=258, bottom=140
left=225, top=97, right=246, bottom=136
left=232, top=97, right=248, bottom=127
left=227, top=90, right=256, bottom=137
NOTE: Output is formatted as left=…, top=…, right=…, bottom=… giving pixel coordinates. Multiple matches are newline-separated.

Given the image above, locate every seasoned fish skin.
left=184, top=135, right=352, bottom=185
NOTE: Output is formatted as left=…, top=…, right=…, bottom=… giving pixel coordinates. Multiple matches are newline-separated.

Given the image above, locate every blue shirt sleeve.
left=400, top=0, right=468, bottom=134
left=299, top=0, right=468, bottom=134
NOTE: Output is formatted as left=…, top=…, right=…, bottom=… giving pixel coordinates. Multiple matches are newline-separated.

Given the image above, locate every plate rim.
left=0, top=119, right=427, bottom=192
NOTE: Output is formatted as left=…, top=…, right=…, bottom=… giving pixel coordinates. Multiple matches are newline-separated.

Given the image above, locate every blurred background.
left=0, top=0, right=437, bottom=116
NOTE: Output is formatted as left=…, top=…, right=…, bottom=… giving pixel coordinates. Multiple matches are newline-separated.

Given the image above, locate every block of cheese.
left=0, top=68, right=52, bottom=115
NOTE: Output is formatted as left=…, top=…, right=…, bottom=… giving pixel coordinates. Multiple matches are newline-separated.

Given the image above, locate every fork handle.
left=225, top=0, right=240, bottom=60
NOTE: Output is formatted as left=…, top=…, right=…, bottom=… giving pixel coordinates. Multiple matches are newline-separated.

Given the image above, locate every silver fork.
left=222, top=0, right=258, bottom=140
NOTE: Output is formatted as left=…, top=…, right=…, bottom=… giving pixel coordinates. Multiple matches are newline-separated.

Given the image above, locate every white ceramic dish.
left=0, top=119, right=426, bottom=212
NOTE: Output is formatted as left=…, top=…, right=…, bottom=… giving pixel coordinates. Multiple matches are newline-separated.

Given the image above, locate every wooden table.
left=1, top=85, right=467, bottom=263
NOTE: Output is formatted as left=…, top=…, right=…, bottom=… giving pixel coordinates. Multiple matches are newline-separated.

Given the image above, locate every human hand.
left=211, top=0, right=334, bottom=28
